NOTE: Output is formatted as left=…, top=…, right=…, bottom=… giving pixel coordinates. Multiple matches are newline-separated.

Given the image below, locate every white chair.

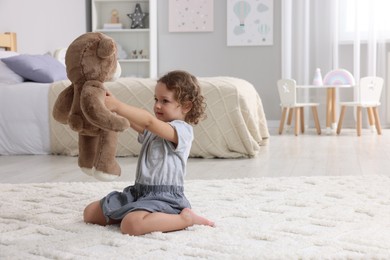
left=277, top=79, right=321, bottom=136
left=336, top=76, right=383, bottom=136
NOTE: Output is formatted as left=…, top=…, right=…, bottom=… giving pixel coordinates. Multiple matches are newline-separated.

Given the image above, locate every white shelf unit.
left=91, top=0, right=157, bottom=78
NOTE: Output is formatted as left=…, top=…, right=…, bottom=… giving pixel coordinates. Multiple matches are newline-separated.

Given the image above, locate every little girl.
left=83, top=70, right=214, bottom=236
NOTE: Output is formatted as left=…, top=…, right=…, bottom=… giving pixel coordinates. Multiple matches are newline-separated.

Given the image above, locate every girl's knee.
left=83, top=201, right=106, bottom=225
left=120, top=213, right=145, bottom=236
left=83, top=203, right=95, bottom=223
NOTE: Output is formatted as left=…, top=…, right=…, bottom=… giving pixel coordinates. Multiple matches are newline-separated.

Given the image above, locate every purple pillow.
left=2, top=54, right=67, bottom=83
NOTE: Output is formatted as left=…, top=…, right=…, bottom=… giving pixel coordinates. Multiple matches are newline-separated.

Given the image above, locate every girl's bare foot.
left=181, top=208, right=215, bottom=227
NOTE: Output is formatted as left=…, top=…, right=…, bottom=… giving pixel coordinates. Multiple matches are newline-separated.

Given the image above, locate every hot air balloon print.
left=227, top=0, right=273, bottom=46
left=233, top=1, right=251, bottom=27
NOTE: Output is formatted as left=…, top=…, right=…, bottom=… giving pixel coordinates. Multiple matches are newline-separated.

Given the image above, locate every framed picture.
left=169, top=0, right=214, bottom=32
left=227, top=0, right=273, bottom=46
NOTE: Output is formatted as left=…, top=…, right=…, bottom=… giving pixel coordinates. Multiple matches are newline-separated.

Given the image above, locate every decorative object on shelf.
left=116, top=43, right=127, bottom=59
left=102, top=9, right=123, bottom=29
left=103, top=23, right=123, bottom=29
left=323, top=69, right=355, bottom=85
left=127, top=3, right=148, bottom=29
left=111, top=9, right=120, bottom=23
left=131, top=50, right=138, bottom=59
left=128, top=49, right=148, bottom=59
left=312, top=68, right=323, bottom=86
left=169, top=0, right=214, bottom=32
left=139, top=49, right=147, bottom=59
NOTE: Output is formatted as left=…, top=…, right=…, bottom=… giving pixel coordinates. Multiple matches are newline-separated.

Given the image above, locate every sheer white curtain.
left=281, top=0, right=389, bottom=126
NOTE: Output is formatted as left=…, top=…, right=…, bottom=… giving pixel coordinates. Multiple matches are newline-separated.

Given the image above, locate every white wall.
left=0, top=0, right=87, bottom=55
left=157, top=1, right=281, bottom=122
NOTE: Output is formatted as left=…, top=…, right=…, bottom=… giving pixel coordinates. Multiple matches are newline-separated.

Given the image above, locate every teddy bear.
left=52, top=32, right=130, bottom=181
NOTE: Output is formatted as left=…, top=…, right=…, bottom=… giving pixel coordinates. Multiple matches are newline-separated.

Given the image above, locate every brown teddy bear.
left=52, top=32, right=130, bottom=181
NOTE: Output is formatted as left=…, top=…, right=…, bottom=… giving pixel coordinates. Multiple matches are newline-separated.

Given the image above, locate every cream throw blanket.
left=48, top=77, right=269, bottom=158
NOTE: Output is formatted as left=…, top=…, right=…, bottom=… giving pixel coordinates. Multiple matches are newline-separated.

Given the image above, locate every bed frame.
left=0, top=32, right=17, bottom=51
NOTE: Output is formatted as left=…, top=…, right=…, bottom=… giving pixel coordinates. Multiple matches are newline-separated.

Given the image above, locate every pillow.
left=0, top=60, right=24, bottom=85
left=1, top=54, right=67, bottom=83
left=0, top=50, right=19, bottom=59
left=53, top=48, right=67, bottom=66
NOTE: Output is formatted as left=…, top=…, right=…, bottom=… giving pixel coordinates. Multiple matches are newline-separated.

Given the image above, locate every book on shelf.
left=103, top=23, right=123, bottom=30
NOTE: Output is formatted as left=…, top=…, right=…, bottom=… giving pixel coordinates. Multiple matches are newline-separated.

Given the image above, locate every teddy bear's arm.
left=81, top=81, right=130, bottom=132
left=52, top=84, right=74, bottom=124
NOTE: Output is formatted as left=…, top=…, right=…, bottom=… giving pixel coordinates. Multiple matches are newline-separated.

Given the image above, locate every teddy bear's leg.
left=78, top=134, right=99, bottom=176
left=93, top=130, right=121, bottom=181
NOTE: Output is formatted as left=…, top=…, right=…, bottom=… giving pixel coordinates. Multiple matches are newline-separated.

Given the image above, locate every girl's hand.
left=104, top=90, right=119, bottom=112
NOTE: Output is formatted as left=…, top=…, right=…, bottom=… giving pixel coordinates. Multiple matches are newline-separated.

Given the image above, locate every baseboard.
left=266, top=120, right=390, bottom=130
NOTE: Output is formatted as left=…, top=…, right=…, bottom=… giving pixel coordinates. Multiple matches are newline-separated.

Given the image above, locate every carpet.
left=1, top=175, right=390, bottom=259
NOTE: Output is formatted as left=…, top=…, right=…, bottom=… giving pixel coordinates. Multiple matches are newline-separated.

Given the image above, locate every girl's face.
left=154, top=82, right=188, bottom=122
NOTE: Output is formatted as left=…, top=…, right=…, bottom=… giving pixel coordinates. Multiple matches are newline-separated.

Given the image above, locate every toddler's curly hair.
left=158, top=70, right=206, bottom=125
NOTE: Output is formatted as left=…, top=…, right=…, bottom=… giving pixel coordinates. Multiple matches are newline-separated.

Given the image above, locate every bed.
left=0, top=32, right=269, bottom=158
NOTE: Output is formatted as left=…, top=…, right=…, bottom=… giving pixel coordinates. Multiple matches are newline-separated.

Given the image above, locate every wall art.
left=169, top=0, right=214, bottom=32
left=227, top=0, right=273, bottom=46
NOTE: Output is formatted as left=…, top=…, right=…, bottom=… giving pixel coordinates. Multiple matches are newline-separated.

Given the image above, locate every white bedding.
left=0, top=82, right=51, bottom=155
left=1, top=77, right=269, bottom=158
left=0, top=48, right=68, bottom=155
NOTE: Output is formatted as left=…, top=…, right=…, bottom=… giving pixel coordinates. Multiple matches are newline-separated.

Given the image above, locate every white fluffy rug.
left=1, top=175, right=390, bottom=259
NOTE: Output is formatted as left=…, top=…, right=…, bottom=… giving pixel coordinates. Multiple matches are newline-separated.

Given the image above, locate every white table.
left=296, top=85, right=353, bottom=132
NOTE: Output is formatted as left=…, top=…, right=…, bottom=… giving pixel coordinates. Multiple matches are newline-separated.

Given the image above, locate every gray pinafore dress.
left=100, top=120, right=193, bottom=222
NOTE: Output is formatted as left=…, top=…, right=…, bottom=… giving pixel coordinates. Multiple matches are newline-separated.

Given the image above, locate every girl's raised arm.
left=105, top=92, right=178, bottom=144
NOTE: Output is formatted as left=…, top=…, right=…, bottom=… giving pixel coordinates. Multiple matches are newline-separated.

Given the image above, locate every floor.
left=1, top=128, right=389, bottom=184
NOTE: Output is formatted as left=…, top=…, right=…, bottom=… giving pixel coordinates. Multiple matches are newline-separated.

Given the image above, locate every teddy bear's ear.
left=97, top=37, right=116, bottom=59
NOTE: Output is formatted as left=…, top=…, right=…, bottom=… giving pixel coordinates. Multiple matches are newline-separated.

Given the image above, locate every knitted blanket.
left=48, top=77, right=269, bottom=158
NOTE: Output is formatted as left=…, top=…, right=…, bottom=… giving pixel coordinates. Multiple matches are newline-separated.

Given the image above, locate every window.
left=339, top=0, right=390, bottom=41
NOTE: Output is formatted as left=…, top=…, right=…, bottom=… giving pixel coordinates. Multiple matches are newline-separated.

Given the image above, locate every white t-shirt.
left=135, top=120, right=193, bottom=186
